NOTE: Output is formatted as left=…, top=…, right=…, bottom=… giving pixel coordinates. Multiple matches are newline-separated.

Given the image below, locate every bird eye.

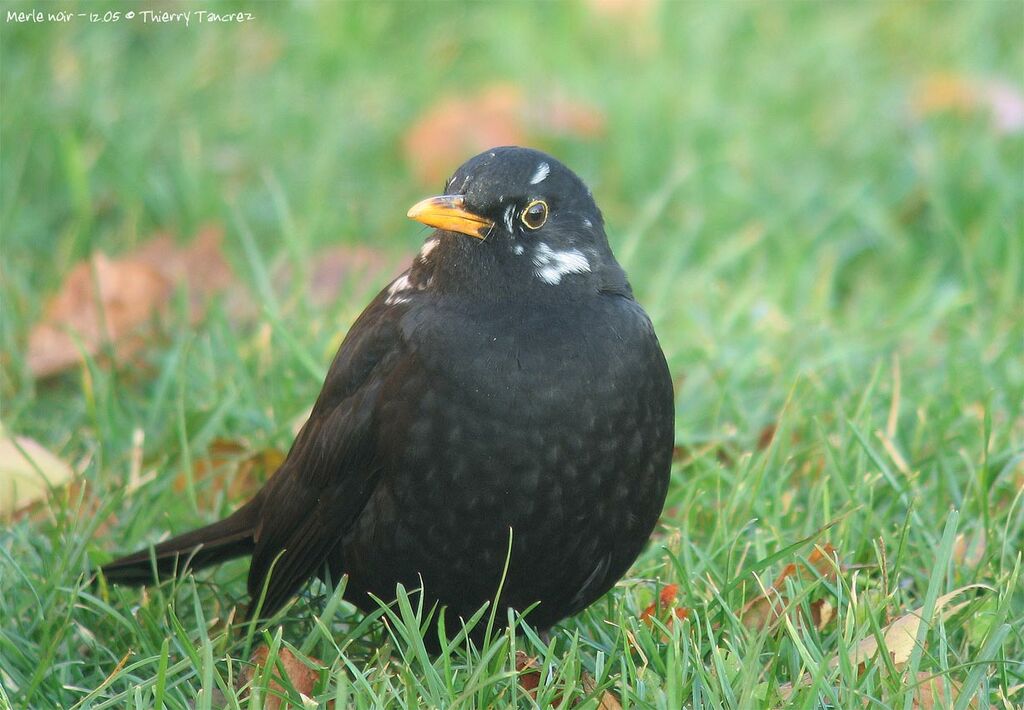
left=521, top=200, right=548, bottom=230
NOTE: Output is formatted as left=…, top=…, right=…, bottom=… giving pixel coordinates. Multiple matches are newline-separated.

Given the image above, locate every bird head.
left=406, top=147, right=630, bottom=299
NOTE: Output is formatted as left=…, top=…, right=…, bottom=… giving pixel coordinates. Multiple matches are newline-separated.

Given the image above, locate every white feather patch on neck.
left=385, top=273, right=413, bottom=305
left=533, top=242, right=591, bottom=285
left=418, top=239, right=439, bottom=261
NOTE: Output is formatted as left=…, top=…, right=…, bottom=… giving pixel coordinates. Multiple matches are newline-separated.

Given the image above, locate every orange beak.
left=406, top=195, right=494, bottom=239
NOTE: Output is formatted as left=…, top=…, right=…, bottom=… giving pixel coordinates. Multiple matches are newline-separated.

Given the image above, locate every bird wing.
left=245, top=289, right=406, bottom=617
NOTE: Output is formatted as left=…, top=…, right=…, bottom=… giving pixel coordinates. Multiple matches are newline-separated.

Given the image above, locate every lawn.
left=1, top=1, right=1022, bottom=707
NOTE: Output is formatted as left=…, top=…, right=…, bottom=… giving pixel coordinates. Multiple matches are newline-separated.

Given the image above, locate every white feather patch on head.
left=529, top=162, right=551, bottom=185
left=532, top=242, right=591, bottom=285
left=513, top=244, right=525, bottom=255
left=503, top=204, right=516, bottom=233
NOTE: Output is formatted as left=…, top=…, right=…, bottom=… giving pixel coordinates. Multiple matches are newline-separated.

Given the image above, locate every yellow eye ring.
left=521, top=200, right=548, bottom=230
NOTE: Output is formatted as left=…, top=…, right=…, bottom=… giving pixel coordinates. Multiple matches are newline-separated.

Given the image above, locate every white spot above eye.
left=529, top=162, right=550, bottom=185
left=532, top=242, right=591, bottom=285
left=418, top=239, right=439, bottom=261
left=386, top=273, right=413, bottom=305
left=503, top=204, right=515, bottom=233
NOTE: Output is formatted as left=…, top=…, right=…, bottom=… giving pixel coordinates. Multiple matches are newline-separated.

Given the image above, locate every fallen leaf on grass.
left=757, top=423, right=777, bottom=450
left=778, top=585, right=989, bottom=705
left=811, top=598, right=835, bottom=631
left=176, top=439, right=285, bottom=504
left=639, top=583, right=689, bottom=629
left=224, top=244, right=397, bottom=325
left=27, top=225, right=233, bottom=378
left=910, top=672, right=974, bottom=710
left=245, top=644, right=323, bottom=710
left=911, top=73, right=1024, bottom=135
left=842, top=584, right=989, bottom=669
left=740, top=544, right=840, bottom=631
left=580, top=671, right=624, bottom=710
left=778, top=671, right=975, bottom=708
left=132, top=225, right=234, bottom=317
left=515, top=652, right=621, bottom=708
left=404, top=84, right=605, bottom=185
left=0, top=425, right=75, bottom=517
left=952, top=530, right=986, bottom=569
left=276, top=245, right=395, bottom=309
left=27, top=253, right=170, bottom=377
left=515, top=651, right=543, bottom=699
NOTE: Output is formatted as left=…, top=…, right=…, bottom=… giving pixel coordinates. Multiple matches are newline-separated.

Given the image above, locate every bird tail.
left=100, top=501, right=260, bottom=586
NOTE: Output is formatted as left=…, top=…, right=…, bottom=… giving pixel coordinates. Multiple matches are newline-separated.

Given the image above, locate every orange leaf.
left=911, top=73, right=1024, bottom=135
left=27, top=253, right=170, bottom=377
left=639, top=582, right=689, bottom=634
left=132, top=225, right=233, bottom=318
left=403, top=84, right=604, bottom=185
left=640, top=582, right=679, bottom=623
left=279, top=245, right=395, bottom=309
left=246, top=644, right=322, bottom=710
left=27, top=225, right=233, bottom=378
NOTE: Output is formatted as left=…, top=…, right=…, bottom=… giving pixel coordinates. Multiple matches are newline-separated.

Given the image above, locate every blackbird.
left=102, top=146, right=675, bottom=640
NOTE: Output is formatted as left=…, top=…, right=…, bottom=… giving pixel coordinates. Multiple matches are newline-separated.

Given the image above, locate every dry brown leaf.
left=580, top=671, right=623, bottom=710
left=777, top=671, right=975, bottom=708
left=177, top=439, right=285, bottom=504
left=515, top=651, right=543, bottom=699
left=516, top=652, right=621, bottom=708
left=670, top=444, right=691, bottom=463
left=779, top=586, right=989, bottom=705
left=27, top=253, right=170, bottom=377
left=224, top=245, right=396, bottom=325
left=842, top=584, right=989, bottom=669
left=0, top=425, right=74, bottom=517
left=811, top=599, right=835, bottom=631
left=757, top=423, right=778, bottom=450
left=911, top=73, right=1024, bottom=135
left=403, top=84, right=605, bottom=185
left=740, top=585, right=786, bottom=632
left=27, top=225, right=233, bottom=378
left=282, top=245, right=394, bottom=309
left=740, top=544, right=840, bottom=631
left=133, top=225, right=233, bottom=317
left=952, top=530, right=986, bottom=569
left=245, top=644, right=322, bottom=710
left=910, top=672, right=975, bottom=710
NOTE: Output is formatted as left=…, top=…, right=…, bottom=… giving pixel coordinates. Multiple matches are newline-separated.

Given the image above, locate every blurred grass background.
left=1, top=1, right=1022, bottom=707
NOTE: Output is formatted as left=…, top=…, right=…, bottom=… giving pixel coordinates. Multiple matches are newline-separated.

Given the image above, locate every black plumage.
left=103, top=146, right=675, bottom=638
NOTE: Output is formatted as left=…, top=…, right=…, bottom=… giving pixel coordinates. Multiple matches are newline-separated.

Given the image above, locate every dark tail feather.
left=101, top=502, right=259, bottom=585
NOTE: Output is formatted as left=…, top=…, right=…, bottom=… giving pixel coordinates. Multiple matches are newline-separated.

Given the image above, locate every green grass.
left=2, top=1, right=1022, bottom=707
